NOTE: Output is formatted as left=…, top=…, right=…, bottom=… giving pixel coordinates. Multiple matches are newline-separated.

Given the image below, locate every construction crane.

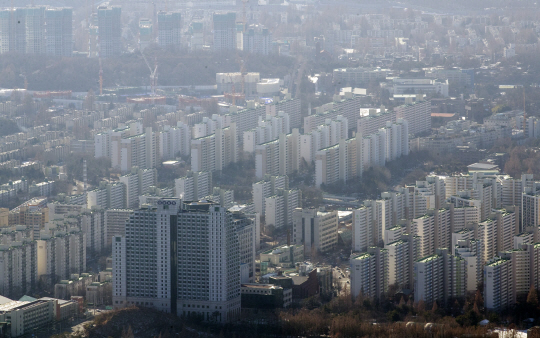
left=523, top=88, right=527, bottom=137
left=229, top=74, right=236, bottom=107
left=141, top=52, right=158, bottom=102
left=239, top=58, right=246, bottom=96
left=242, top=0, right=248, bottom=31
left=99, top=58, right=103, bottom=95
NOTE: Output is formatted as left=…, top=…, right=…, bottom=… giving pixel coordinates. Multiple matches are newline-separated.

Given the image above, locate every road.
left=333, top=266, right=350, bottom=295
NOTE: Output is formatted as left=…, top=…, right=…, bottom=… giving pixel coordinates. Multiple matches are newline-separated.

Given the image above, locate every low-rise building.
left=260, top=244, right=304, bottom=267
left=241, top=284, right=292, bottom=309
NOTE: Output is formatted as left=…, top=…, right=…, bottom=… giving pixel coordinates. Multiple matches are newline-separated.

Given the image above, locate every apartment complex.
left=484, top=243, right=540, bottom=311
left=37, top=228, right=86, bottom=286
left=191, top=124, right=238, bottom=172
left=113, top=199, right=244, bottom=322
left=255, top=130, right=300, bottom=179
left=242, top=24, right=271, bottom=55
left=413, top=248, right=467, bottom=305
left=104, top=209, right=132, bottom=247
left=158, top=11, right=182, bottom=48
left=157, top=122, right=191, bottom=160
left=97, top=6, right=122, bottom=57
left=394, top=99, right=431, bottom=136
left=213, top=12, right=236, bottom=52
left=119, top=167, right=157, bottom=209
left=0, top=7, right=72, bottom=56
left=94, top=123, right=157, bottom=172
left=174, top=171, right=212, bottom=201
left=252, top=175, right=289, bottom=215
left=350, top=247, right=389, bottom=299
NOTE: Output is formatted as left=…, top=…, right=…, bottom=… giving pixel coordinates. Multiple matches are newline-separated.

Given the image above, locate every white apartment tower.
left=0, top=236, right=38, bottom=299
left=174, top=171, right=212, bottom=201
left=414, top=248, right=467, bottom=306
left=350, top=247, right=389, bottom=300
left=255, top=130, right=300, bottom=179
left=191, top=125, right=238, bottom=172
left=113, top=199, right=242, bottom=322
left=252, top=175, right=288, bottom=215
left=384, top=234, right=421, bottom=289
left=158, top=123, right=191, bottom=160
left=120, top=167, right=157, bottom=209
left=394, top=99, right=431, bottom=136
left=37, top=228, right=86, bottom=285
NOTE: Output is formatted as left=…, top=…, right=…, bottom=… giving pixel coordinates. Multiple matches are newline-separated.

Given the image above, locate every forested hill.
left=0, top=49, right=296, bottom=92
left=0, top=118, right=20, bottom=137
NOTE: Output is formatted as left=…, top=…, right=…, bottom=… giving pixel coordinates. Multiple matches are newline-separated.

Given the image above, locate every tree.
left=527, top=284, right=539, bottom=308
left=417, top=299, right=425, bottom=313
left=121, top=326, right=134, bottom=338
left=431, top=300, right=438, bottom=313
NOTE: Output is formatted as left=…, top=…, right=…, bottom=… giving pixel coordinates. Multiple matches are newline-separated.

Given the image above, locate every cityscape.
left=1, top=0, right=540, bottom=337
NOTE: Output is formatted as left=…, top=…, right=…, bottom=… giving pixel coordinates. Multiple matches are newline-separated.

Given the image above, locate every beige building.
left=0, top=208, right=8, bottom=227
left=292, top=207, right=338, bottom=256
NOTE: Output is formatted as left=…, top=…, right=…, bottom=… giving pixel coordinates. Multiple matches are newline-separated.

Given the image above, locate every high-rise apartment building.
left=414, top=248, right=467, bottom=306
left=454, top=239, right=483, bottom=292
left=352, top=205, right=373, bottom=252
left=158, top=11, right=181, bottom=49
left=44, top=8, right=72, bottom=56
left=413, top=207, right=452, bottom=257
left=37, top=228, right=86, bottom=285
left=104, top=209, right=132, bottom=247
left=243, top=112, right=291, bottom=153
left=242, top=24, right=271, bottom=55
left=0, top=235, right=38, bottom=299
left=384, top=234, right=421, bottom=289
left=113, top=199, right=242, bottom=322
left=255, top=130, right=299, bottom=179
left=23, top=7, right=45, bottom=55
left=0, top=8, right=27, bottom=54
left=120, top=167, right=157, bottom=209
left=95, top=123, right=157, bottom=172
left=292, top=207, right=338, bottom=256
left=252, top=175, right=288, bottom=215
left=79, top=209, right=106, bottom=257
left=204, top=187, right=235, bottom=209
left=303, top=93, right=365, bottom=133
left=350, top=247, right=388, bottom=300
left=158, top=123, right=191, bottom=160
left=87, top=182, right=125, bottom=210
left=0, top=7, right=73, bottom=55
left=315, top=136, right=362, bottom=187
left=522, top=187, right=540, bottom=230
left=484, top=243, right=540, bottom=311
left=357, top=107, right=397, bottom=137
left=264, top=188, right=301, bottom=228
left=191, top=124, right=238, bottom=172
left=213, top=13, right=236, bottom=52
left=174, top=171, right=212, bottom=201
left=97, top=6, right=122, bottom=57
left=394, top=99, right=431, bottom=136
left=224, top=96, right=301, bottom=138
